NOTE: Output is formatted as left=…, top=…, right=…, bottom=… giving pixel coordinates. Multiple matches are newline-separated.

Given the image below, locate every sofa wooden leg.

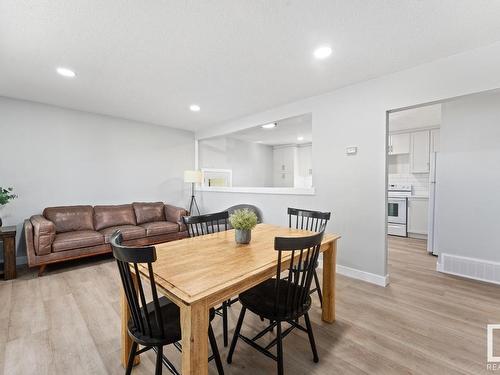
left=38, top=265, right=47, bottom=277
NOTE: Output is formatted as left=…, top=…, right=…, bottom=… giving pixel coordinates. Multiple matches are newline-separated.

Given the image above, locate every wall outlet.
left=346, top=146, right=358, bottom=155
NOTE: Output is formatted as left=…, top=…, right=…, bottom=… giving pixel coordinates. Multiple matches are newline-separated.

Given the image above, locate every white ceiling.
left=229, top=113, right=312, bottom=146
left=389, top=104, right=441, bottom=131
left=2, top=1, right=500, bottom=132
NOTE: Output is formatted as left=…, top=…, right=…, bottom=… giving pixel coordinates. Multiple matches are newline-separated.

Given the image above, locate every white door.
left=273, top=148, right=285, bottom=172
left=410, top=130, right=430, bottom=173
left=281, top=146, right=296, bottom=173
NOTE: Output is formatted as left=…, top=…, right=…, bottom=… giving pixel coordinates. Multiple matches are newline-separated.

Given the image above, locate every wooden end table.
left=0, top=226, right=17, bottom=280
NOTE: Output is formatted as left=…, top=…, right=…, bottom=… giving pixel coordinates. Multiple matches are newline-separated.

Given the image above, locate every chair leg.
left=209, top=324, right=225, bottom=375
left=227, top=306, right=246, bottom=364
left=155, top=346, right=163, bottom=375
left=125, top=341, right=138, bottom=375
left=276, top=321, right=284, bottom=375
left=313, top=269, right=323, bottom=307
left=304, top=313, right=319, bottom=363
left=222, top=301, right=228, bottom=347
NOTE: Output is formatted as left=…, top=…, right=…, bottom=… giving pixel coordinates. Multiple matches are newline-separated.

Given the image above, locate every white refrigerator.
left=427, top=152, right=438, bottom=254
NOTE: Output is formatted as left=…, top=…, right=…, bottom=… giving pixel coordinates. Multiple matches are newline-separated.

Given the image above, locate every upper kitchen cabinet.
left=430, top=129, right=440, bottom=153
left=410, top=130, right=430, bottom=173
left=388, top=133, right=410, bottom=155
left=273, top=145, right=297, bottom=174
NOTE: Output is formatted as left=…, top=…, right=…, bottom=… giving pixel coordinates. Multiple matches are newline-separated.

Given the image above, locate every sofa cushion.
left=100, top=225, right=146, bottom=243
left=52, top=230, right=104, bottom=252
left=43, top=206, right=94, bottom=233
left=139, top=221, right=179, bottom=237
left=133, top=202, right=166, bottom=224
left=94, top=204, right=136, bottom=231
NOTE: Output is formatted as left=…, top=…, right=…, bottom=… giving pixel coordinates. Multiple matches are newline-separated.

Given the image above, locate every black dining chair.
left=182, top=211, right=231, bottom=347
left=287, top=207, right=331, bottom=306
left=110, top=231, right=224, bottom=375
left=227, top=231, right=324, bottom=375
left=183, top=211, right=229, bottom=237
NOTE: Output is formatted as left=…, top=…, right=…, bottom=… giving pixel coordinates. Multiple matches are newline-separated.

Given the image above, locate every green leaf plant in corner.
left=0, top=187, right=18, bottom=206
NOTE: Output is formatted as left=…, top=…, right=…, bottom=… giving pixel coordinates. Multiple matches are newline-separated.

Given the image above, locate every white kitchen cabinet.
left=410, top=130, right=430, bottom=173
left=430, top=129, right=440, bottom=153
left=273, top=172, right=294, bottom=187
left=273, top=146, right=297, bottom=187
left=388, top=133, right=410, bottom=155
left=273, top=146, right=296, bottom=173
left=408, top=198, right=428, bottom=235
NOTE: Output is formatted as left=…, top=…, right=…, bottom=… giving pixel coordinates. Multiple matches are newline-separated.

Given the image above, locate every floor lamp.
left=184, top=170, right=202, bottom=215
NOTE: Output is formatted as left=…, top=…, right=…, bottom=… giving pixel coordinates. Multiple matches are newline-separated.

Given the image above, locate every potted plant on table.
left=0, top=187, right=18, bottom=227
left=229, top=208, right=258, bottom=244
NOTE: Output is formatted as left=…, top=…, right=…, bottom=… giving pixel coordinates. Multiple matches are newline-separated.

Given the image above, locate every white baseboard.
left=437, top=253, right=500, bottom=285
left=408, top=232, right=427, bottom=240
left=336, top=264, right=390, bottom=287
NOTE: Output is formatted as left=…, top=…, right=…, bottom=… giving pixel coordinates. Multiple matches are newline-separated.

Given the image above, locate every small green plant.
left=229, top=209, right=258, bottom=231
left=0, top=187, right=17, bottom=206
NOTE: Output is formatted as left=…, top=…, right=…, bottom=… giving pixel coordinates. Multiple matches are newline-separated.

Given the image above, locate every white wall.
left=0, top=97, right=194, bottom=261
left=196, top=41, right=500, bottom=280
left=436, top=91, right=500, bottom=262
left=198, top=136, right=273, bottom=187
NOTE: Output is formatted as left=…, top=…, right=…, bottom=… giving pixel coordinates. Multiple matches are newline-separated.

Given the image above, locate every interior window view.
left=198, top=113, right=313, bottom=190
left=1, top=2, right=500, bottom=375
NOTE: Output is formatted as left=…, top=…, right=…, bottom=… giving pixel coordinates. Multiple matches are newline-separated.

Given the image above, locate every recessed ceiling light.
left=297, top=136, right=304, bottom=141
left=313, top=45, right=332, bottom=60
left=189, top=104, right=201, bottom=112
left=56, top=67, right=76, bottom=78
left=256, top=140, right=263, bottom=144
left=261, top=123, right=277, bottom=129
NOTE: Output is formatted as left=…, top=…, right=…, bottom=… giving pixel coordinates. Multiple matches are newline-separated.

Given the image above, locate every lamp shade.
left=184, top=170, right=202, bottom=183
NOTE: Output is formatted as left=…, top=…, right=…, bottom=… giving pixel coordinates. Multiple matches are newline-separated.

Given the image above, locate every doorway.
left=385, top=89, right=500, bottom=285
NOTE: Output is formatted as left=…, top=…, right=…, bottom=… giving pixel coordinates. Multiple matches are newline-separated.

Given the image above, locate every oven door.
left=388, top=197, right=407, bottom=224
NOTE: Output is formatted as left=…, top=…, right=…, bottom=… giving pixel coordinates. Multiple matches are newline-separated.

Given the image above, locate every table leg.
left=4, top=236, right=16, bottom=280
left=322, top=240, right=337, bottom=323
left=181, top=299, right=209, bottom=375
left=121, top=278, right=140, bottom=367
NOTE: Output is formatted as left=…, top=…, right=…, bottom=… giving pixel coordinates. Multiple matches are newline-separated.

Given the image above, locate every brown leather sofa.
left=24, top=202, right=188, bottom=275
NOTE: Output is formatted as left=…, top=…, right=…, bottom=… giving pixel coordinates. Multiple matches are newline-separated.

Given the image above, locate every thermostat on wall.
left=346, top=146, right=358, bottom=155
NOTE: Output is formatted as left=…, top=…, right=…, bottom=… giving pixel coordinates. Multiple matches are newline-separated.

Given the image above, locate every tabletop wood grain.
left=139, top=224, right=339, bottom=306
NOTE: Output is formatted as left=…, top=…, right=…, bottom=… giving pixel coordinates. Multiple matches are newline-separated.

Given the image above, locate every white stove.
left=388, top=184, right=412, bottom=237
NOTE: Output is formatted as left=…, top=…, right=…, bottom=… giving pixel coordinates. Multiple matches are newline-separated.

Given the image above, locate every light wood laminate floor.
left=1, top=236, right=499, bottom=374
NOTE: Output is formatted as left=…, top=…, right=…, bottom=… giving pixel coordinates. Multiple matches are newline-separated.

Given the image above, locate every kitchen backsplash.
left=389, top=173, right=429, bottom=196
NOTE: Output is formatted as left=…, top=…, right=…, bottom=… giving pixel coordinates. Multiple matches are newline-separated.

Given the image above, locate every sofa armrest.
left=30, top=215, right=56, bottom=256
left=24, top=219, right=36, bottom=266
left=165, top=204, right=188, bottom=231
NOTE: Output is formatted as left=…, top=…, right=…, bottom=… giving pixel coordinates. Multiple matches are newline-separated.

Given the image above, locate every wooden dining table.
left=120, top=223, right=340, bottom=374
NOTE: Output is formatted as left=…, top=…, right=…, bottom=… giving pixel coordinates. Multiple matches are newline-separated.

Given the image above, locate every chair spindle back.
left=183, top=211, right=229, bottom=238
left=110, top=231, right=165, bottom=339
left=273, top=231, right=324, bottom=317
left=288, top=207, right=331, bottom=232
